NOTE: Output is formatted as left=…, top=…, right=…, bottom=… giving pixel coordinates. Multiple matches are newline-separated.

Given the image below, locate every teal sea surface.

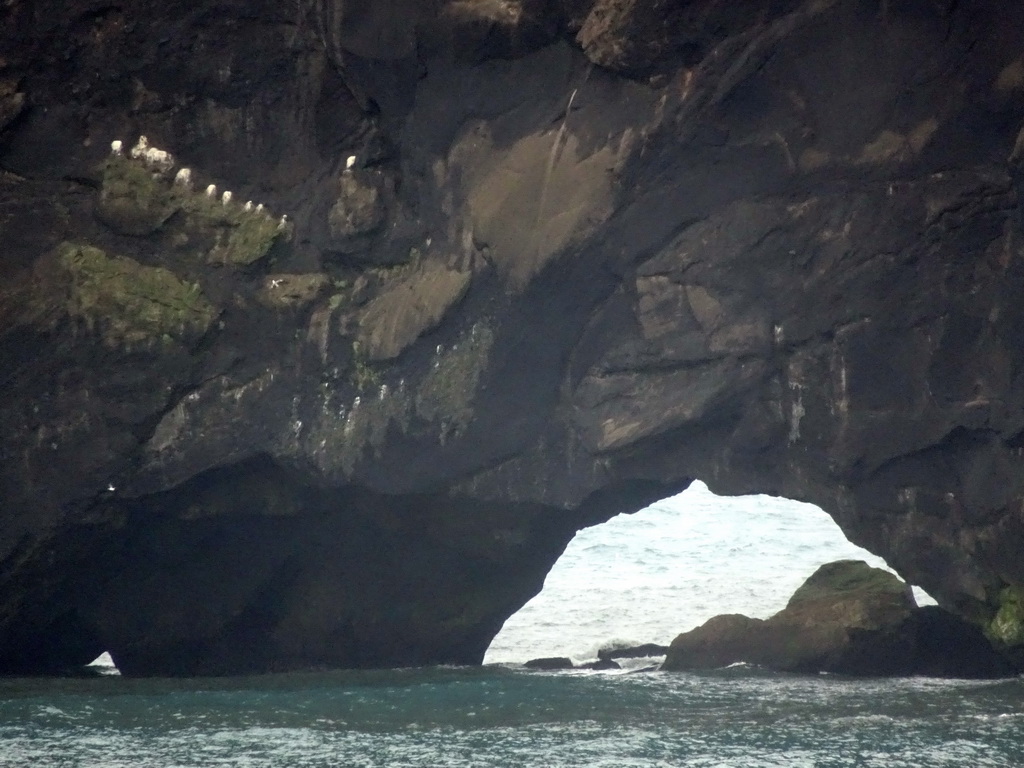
left=3, top=665, right=1023, bottom=767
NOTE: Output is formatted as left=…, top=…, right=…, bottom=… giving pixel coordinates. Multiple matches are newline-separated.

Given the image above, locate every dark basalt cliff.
left=3, top=0, right=1024, bottom=675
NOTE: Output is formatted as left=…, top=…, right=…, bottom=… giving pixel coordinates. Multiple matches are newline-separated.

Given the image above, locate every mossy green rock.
left=665, top=560, right=923, bottom=675
left=787, top=559, right=913, bottom=610
left=207, top=213, right=283, bottom=266
left=416, top=322, right=494, bottom=441
left=96, top=157, right=181, bottom=236
left=988, top=586, right=1024, bottom=647
left=58, top=242, right=217, bottom=346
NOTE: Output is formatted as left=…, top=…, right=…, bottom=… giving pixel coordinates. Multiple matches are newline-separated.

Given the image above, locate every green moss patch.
left=416, top=322, right=494, bottom=442
left=96, top=156, right=181, bottom=236
left=787, top=560, right=911, bottom=608
left=58, top=242, right=217, bottom=346
left=988, top=586, right=1024, bottom=647
left=350, top=341, right=382, bottom=392
left=306, top=382, right=413, bottom=477
left=207, top=212, right=284, bottom=266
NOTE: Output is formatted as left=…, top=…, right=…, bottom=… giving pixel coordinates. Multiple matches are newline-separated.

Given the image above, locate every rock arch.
left=2, top=0, right=1024, bottom=673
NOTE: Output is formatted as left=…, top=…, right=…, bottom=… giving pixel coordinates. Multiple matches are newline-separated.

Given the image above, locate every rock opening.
left=486, top=480, right=933, bottom=665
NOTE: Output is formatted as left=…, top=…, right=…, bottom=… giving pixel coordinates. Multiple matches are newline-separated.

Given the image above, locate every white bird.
left=277, top=214, right=288, bottom=230
left=269, top=278, right=282, bottom=288
left=345, top=155, right=356, bottom=170
left=110, top=139, right=123, bottom=156
left=173, top=167, right=192, bottom=187
left=130, top=135, right=148, bottom=159
left=142, top=145, right=174, bottom=172
left=243, top=201, right=253, bottom=212
left=255, top=203, right=264, bottom=214
left=205, top=184, right=217, bottom=198
left=222, top=190, right=232, bottom=206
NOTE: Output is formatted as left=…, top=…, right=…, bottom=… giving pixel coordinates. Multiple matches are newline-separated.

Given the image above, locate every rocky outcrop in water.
left=598, top=643, right=670, bottom=662
left=523, top=656, right=576, bottom=670
left=523, top=655, right=623, bottom=670
left=664, top=560, right=1014, bottom=677
left=3, top=0, right=1024, bottom=675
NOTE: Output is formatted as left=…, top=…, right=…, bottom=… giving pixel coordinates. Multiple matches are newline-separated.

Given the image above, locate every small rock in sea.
left=598, top=643, right=669, bottom=661
left=523, top=656, right=574, bottom=670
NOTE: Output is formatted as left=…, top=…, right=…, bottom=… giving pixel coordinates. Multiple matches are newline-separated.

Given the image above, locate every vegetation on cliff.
left=57, top=242, right=216, bottom=346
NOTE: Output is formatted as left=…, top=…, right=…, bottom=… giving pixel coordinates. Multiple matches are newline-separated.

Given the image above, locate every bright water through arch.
left=485, top=480, right=935, bottom=665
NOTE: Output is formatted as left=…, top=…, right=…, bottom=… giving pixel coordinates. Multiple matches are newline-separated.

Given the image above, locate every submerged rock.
left=663, top=561, right=1014, bottom=678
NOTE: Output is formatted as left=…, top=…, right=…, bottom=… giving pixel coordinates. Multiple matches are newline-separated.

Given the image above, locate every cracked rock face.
left=3, top=0, right=1024, bottom=675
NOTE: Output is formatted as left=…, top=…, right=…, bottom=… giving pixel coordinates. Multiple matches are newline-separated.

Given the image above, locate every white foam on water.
left=3, top=667, right=1024, bottom=768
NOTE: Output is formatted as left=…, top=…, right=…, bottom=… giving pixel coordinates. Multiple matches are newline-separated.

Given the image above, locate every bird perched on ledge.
left=131, top=135, right=174, bottom=173
left=174, top=168, right=192, bottom=189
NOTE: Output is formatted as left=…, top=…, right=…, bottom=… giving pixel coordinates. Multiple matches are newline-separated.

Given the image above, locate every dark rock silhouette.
left=524, top=656, right=575, bottom=670
left=598, top=643, right=669, bottom=661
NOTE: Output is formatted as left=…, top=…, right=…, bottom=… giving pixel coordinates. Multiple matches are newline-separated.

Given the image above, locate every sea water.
left=3, top=667, right=1024, bottom=767
left=3, top=482, right=1022, bottom=768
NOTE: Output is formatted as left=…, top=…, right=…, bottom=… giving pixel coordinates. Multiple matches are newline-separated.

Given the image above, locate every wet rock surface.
left=524, top=656, right=576, bottom=670
left=598, top=643, right=669, bottom=661
left=3, top=0, right=1024, bottom=675
left=663, top=561, right=1014, bottom=678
